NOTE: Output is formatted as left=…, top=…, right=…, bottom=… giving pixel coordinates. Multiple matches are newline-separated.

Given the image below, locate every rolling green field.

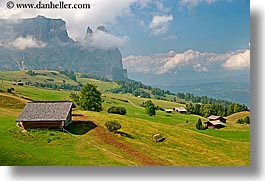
left=0, top=72, right=250, bottom=166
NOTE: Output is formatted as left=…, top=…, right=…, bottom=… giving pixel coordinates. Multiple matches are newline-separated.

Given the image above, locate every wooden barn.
left=207, top=115, right=226, bottom=123
left=16, top=102, right=74, bottom=130
left=205, top=115, right=227, bottom=129
left=173, top=107, right=187, bottom=114
left=205, top=120, right=225, bottom=129
left=165, top=109, right=173, bottom=113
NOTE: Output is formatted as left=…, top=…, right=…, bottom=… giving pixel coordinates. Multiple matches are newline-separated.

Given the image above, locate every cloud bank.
left=123, top=49, right=250, bottom=74
left=222, top=50, right=250, bottom=70
left=81, top=30, right=129, bottom=50
left=0, top=36, right=46, bottom=50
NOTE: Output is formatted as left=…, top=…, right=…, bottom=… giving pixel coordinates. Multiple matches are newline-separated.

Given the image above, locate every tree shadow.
left=116, top=131, right=134, bottom=139
left=71, top=114, right=84, bottom=116
left=157, top=138, right=166, bottom=142
left=65, top=121, right=97, bottom=135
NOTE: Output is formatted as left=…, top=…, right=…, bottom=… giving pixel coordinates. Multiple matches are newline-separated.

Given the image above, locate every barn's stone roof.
left=16, top=102, right=73, bottom=122
left=175, top=107, right=187, bottom=112
left=208, top=115, right=226, bottom=120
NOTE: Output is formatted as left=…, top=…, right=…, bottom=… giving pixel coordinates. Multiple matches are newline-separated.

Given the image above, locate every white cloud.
left=158, top=49, right=200, bottom=73
left=179, top=0, right=217, bottom=9
left=149, top=15, right=173, bottom=36
left=123, top=51, right=173, bottom=73
left=2, top=36, right=46, bottom=50
left=0, top=0, right=145, bottom=40
left=193, top=63, right=208, bottom=72
left=222, top=50, right=250, bottom=70
left=81, top=30, right=128, bottom=50
left=123, top=49, right=250, bottom=74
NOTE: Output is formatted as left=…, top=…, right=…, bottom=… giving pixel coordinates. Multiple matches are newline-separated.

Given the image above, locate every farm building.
left=205, top=115, right=227, bottom=129
left=205, top=120, right=225, bottom=129
left=16, top=102, right=74, bottom=130
left=173, top=107, right=187, bottom=114
left=165, top=109, right=173, bottom=113
left=207, top=115, right=226, bottom=123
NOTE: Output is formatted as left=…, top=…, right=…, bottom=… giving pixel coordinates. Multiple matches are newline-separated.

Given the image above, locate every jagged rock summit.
left=0, top=15, right=127, bottom=80
left=96, top=25, right=108, bottom=32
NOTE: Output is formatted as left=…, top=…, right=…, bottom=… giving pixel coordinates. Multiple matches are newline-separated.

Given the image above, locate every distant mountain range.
left=0, top=15, right=127, bottom=80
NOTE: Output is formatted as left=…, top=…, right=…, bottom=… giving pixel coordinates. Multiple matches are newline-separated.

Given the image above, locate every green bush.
left=237, top=116, right=250, bottom=124
left=104, top=120, right=121, bottom=133
left=142, top=100, right=156, bottom=116
left=107, top=106, right=127, bottom=115
left=196, top=118, right=207, bottom=130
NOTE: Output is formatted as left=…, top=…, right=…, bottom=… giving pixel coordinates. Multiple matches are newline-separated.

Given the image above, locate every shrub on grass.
left=104, top=120, right=121, bottom=133
left=196, top=118, right=207, bottom=130
left=107, top=106, right=127, bottom=115
left=237, top=116, right=250, bottom=124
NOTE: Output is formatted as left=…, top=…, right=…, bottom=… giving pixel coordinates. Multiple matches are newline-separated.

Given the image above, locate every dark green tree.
left=105, top=120, right=121, bottom=133
left=79, top=83, right=102, bottom=112
left=196, top=118, right=203, bottom=130
left=142, top=100, right=156, bottom=116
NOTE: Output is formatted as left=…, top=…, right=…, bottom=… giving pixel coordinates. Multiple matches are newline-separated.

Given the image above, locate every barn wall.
left=22, top=121, right=63, bottom=129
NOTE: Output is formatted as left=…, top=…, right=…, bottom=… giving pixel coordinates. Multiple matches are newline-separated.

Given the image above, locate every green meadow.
left=0, top=71, right=250, bottom=166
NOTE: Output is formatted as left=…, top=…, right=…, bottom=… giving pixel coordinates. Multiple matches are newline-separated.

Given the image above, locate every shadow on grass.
left=157, top=138, right=166, bottom=142
left=71, top=114, right=84, bottom=116
left=116, top=131, right=134, bottom=139
left=65, top=121, right=97, bottom=135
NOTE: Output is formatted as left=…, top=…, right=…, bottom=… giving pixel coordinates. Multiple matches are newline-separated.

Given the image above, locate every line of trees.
left=79, top=73, right=111, bottom=82
left=177, top=92, right=235, bottom=108
left=185, top=102, right=249, bottom=117
left=111, top=80, right=172, bottom=99
left=25, top=81, right=83, bottom=91
left=59, top=70, right=77, bottom=81
left=112, top=80, right=247, bottom=111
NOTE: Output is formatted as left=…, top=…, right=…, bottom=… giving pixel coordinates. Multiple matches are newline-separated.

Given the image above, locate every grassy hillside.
left=0, top=70, right=78, bottom=86
left=226, top=111, right=250, bottom=123
left=0, top=85, right=250, bottom=166
left=77, top=78, right=119, bottom=92
left=0, top=80, right=71, bottom=101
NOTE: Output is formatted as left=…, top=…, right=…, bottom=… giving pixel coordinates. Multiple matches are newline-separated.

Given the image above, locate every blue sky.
left=111, top=0, right=250, bottom=56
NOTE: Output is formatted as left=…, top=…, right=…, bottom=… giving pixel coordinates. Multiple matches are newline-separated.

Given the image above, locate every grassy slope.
left=77, top=78, right=119, bottom=93
left=0, top=81, right=70, bottom=101
left=0, top=74, right=250, bottom=166
left=0, top=70, right=78, bottom=86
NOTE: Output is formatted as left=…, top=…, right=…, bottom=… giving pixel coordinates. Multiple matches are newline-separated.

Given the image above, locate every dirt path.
left=126, top=99, right=142, bottom=109
left=93, top=125, right=164, bottom=166
left=72, top=113, right=165, bottom=166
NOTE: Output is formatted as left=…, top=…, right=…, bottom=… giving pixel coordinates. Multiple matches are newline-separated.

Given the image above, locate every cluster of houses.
left=165, top=107, right=187, bottom=114
left=205, top=115, right=226, bottom=129
left=12, top=81, right=24, bottom=86
left=164, top=107, right=226, bottom=129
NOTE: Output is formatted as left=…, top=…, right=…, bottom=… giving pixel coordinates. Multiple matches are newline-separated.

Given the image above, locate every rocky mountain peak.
left=85, top=26, right=93, bottom=39
left=97, top=25, right=108, bottom=33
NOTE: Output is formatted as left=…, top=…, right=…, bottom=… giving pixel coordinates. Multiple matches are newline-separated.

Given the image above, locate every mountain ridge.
left=0, top=15, right=127, bottom=81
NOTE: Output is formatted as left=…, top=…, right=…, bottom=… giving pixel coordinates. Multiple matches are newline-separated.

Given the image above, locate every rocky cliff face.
left=0, top=16, right=127, bottom=80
